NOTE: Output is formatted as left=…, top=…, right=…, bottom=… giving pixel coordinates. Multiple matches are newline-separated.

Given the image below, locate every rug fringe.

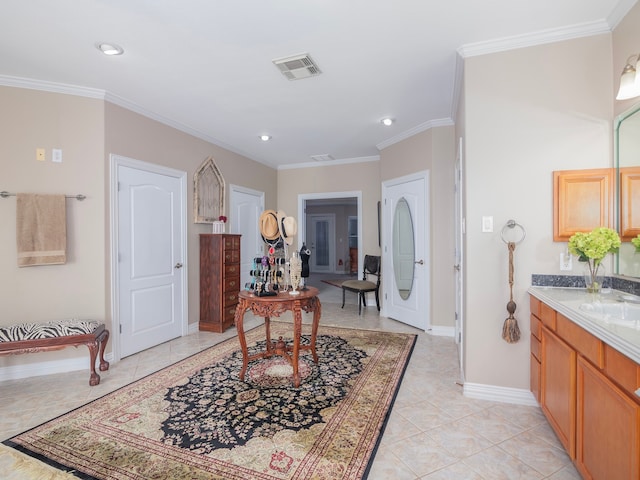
left=0, top=444, right=76, bottom=480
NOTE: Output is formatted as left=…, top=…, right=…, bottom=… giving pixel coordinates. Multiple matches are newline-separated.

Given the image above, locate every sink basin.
left=579, top=301, right=640, bottom=328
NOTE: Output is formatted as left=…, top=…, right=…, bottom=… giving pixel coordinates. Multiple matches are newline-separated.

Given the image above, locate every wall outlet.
left=560, top=252, right=573, bottom=271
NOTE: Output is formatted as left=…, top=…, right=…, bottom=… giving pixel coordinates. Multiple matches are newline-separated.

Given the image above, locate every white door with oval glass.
left=382, top=172, right=429, bottom=330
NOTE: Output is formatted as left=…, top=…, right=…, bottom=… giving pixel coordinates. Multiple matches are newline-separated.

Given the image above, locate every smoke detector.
left=273, top=53, right=321, bottom=81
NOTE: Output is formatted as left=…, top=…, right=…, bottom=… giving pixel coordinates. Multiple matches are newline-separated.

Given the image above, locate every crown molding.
left=278, top=155, right=380, bottom=171
left=376, top=117, right=455, bottom=151
left=607, top=0, right=638, bottom=29
left=0, top=74, right=106, bottom=99
left=458, top=19, right=611, bottom=58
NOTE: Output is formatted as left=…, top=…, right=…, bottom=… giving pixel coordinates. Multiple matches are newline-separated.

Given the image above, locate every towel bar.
left=0, top=191, right=86, bottom=200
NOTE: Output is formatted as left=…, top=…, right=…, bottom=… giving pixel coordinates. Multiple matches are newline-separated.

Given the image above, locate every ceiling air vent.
left=310, top=154, right=334, bottom=162
left=273, top=53, right=321, bottom=81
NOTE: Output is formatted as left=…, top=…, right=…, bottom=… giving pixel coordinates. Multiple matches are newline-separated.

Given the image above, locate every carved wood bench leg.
left=98, top=329, right=110, bottom=372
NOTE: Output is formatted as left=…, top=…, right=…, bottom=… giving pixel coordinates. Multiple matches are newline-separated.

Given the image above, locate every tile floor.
left=0, top=275, right=582, bottom=479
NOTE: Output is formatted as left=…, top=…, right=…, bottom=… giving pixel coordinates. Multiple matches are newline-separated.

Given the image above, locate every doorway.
left=110, top=155, right=188, bottom=361
left=381, top=171, right=430, bottom=330
left=297, top=192, right=362, bottom=276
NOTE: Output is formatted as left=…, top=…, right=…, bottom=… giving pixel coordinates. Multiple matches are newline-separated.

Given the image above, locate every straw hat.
left=259, top=210, right=280, bottom=240
left=277, top=210, right=298, bottom=245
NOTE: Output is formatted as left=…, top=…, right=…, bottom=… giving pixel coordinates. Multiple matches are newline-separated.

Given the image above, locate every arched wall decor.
left=194, top=157, right=225, bottom=223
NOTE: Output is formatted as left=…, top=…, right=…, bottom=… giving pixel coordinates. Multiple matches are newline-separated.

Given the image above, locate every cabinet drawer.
left=223, top=290, right=239, bottom=307
left=540, top=302, right=557, bottom=330
left=223, top=249, right=240, bottom=263
left=531, top=335, right=541, bottom=361
left=530, top=314, right=542, bottom=341
left=556, top=313, right=604, bottom=368
left=604, top=345, right=640, bottom=401
left=223, top=305, right=237, bottom=324
left=530, top=295, right=541, bottom=318
left=224, top=275, right=240, bottom=291
left=225, top=264, right=240, bottom=277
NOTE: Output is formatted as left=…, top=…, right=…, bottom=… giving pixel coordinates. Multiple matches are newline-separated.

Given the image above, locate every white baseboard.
left=428, top=325, right=455, bottom=337
left=463, top=382, right=539, bottom=406
left=0, top=352, right=115, bottom=383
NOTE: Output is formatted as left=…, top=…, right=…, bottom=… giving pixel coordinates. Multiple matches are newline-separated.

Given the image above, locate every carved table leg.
left=235, top=299, right=249, bottom=382
left=310, top=297, right=321, bottom=364
left=292, top=302, right=302, bottom=387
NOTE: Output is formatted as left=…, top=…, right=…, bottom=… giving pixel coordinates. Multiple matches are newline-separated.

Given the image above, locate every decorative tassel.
left=502, top=242, right=521, bottom=343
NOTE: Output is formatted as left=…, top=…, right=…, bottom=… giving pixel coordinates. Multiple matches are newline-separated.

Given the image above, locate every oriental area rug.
left=4, top=323, right=416, bottom=480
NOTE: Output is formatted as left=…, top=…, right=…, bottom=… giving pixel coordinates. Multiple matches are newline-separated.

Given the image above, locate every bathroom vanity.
left=529, top=287, right=640, bottom=480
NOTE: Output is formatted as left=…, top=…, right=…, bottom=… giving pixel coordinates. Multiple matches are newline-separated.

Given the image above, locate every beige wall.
left=462, top=34, right=613, bottom=389
left=104, top=103, right=277, bottom=327
left=0, top=88, right=106, bottom=327
left=613, top=2, right=640, bottom=118
left=277, top=161, right=382, bottom=260
left=0, top=89, right=277, bottom=370
left=380, top=127, right=456, bottom=329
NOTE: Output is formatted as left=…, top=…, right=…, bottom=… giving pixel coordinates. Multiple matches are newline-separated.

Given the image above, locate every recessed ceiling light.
left=98, top=43, right=124, bottom=56
left=381, top=117, right=394, bottom=126
left=260, top=135, right=271, bottom=141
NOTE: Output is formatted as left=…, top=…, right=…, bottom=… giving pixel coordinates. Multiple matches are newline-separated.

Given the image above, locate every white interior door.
left=309, top=214, right=335, bottom=273
left=114, top=157, right=186, bottom=358
left=382, top=172, right=429, bottom=330
left=229, top=185, right=264, bottom=290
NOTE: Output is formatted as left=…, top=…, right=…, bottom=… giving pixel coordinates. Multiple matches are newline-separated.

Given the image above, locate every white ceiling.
left=0, top=0, right=636, bottom=169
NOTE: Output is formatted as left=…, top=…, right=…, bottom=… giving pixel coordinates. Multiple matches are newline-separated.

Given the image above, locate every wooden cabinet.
left=199, top=234, right=240, bottom=333
left=576, top=356, right=640, bottom=480
left=619, top=166, right=640, bottom=241
left=531, top=294, right=640, bottom=479
left=553, top=168, right=613, bottom=241
left=349, top=247, right=358, bottom=274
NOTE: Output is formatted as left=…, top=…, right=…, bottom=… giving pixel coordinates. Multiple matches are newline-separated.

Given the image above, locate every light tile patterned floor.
left=0, top=275, right=582, bottom=479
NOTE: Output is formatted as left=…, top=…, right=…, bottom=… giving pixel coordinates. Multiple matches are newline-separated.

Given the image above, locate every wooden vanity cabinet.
left=541, top=326, right=576, bottom=457
left=199, top=234, right=241, bottom=333
left=530, top=295, right=640, bottom=479
left=553, top=168, right=613, bottom=241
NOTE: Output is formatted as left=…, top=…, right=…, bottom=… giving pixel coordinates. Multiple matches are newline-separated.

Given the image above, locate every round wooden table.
left=234, top=286, right=321, bottom=387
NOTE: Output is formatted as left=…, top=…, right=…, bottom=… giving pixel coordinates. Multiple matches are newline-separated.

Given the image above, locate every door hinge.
left=119, top=324, right=122, bottom=334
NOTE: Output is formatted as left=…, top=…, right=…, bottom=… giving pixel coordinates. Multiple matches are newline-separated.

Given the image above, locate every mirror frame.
left=615, top=102, right=640, bottom=278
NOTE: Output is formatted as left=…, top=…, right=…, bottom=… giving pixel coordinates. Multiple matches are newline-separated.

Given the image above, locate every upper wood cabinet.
left=619, top=166, right=640, bottom=241
left=553, top=168, right=614, bottom=241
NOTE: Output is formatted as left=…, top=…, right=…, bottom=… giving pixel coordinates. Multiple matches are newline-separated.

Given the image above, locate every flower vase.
left=583, top=262, right=604, bottom=296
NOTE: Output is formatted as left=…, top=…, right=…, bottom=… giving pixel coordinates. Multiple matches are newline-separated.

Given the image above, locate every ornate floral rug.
left=4, top=322, right=416, bottom=480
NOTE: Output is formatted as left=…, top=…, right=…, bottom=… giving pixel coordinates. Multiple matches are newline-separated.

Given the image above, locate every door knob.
left=415, top=259, right=424, bottom=265
left=174, top=262, right=183, bottom=269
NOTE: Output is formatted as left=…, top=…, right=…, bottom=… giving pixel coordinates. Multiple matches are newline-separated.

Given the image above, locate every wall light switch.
left=52, top=149, right=62, bottom=163
left=481, top=216, right=493, bottom=233
left=36, top=148, right=45, bottom=161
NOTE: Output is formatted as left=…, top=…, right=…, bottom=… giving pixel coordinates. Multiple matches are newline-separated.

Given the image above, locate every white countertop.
left=528, top=286, right=640, bottom=365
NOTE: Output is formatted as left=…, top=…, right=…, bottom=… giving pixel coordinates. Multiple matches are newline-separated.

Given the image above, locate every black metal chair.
left=341, top=255, right=381, bottom=314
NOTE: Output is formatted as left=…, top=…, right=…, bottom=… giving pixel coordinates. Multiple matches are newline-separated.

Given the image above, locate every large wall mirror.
left=616, top=103, right=640, bottom=277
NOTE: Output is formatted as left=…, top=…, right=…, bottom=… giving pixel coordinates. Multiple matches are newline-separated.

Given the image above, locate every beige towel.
left=16, top=193, right=67, bottom=267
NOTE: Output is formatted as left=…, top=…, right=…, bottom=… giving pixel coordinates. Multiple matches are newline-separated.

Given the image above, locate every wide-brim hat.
left=277, top=210, right=297, bottom=245
left=259, top=210, right=280, bottom=241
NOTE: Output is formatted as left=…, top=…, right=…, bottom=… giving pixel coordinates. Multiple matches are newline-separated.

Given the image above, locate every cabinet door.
left=541, top=326, right=577, bottom=457
left=576, top=356, right=640, bottom=480
left=620, top=166, right=640, bottom=241
left=553, top=168, right=613, bottom=241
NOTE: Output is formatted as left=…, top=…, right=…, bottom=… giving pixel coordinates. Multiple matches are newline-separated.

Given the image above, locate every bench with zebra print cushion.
left=0, top=319, right=109, bottom=386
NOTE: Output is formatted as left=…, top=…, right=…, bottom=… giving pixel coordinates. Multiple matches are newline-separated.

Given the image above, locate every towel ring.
left=501, top=220, right=526, bottom=245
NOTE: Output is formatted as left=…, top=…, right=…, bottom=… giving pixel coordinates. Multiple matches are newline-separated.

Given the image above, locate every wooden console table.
left=234, top=287, right=321, bottom=387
